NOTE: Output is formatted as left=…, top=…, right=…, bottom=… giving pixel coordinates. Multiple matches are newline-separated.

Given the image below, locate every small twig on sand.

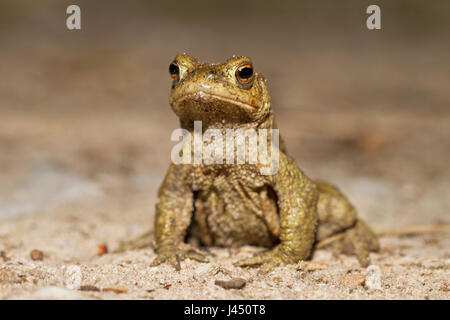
left=315, top=224, right=450, bottom=250
left=376, top=225, right=450, bottom=237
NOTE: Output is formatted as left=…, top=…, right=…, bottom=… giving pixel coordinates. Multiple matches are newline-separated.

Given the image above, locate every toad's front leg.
left=235, top=154, right=319, bottom=273
left=150, top=164, right=209, bottom=270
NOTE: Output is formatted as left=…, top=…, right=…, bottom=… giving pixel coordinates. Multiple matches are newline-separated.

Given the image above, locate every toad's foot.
left=234, top=246, right=299, bottom=274
left=114, top=230, right=154, bottom=253
left=333, top=219, right=380, bottom=267
left=150, top=243, right=209, bottom=271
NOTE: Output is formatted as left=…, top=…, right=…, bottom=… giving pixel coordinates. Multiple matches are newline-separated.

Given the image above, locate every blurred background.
left=0, top=0, right=449, bottom=230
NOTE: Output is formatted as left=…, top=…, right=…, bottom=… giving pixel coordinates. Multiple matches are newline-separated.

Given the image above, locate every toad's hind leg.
left=114, top=230, right=154, bottom=253
left=315, top=182, right=379, bottom=267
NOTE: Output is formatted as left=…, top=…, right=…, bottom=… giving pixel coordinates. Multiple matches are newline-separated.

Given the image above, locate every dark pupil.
left=169, top=63, right=179, bottom=76
left=238, top=67, right=253, bottom=79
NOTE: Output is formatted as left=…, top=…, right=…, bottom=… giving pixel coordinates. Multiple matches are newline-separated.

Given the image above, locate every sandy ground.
left=0, top=1, right=449, bottom=299
left=0, top=109, right=448, bottom=300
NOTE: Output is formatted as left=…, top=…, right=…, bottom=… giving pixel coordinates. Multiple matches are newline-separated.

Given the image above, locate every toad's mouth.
left=171, top=91, right=260, bottom=112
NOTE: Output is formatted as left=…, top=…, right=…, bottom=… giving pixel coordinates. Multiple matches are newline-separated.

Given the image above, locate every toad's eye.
left=235, top=64, right=254, bottom=86
left=169, top=62, right=180, bottom=82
